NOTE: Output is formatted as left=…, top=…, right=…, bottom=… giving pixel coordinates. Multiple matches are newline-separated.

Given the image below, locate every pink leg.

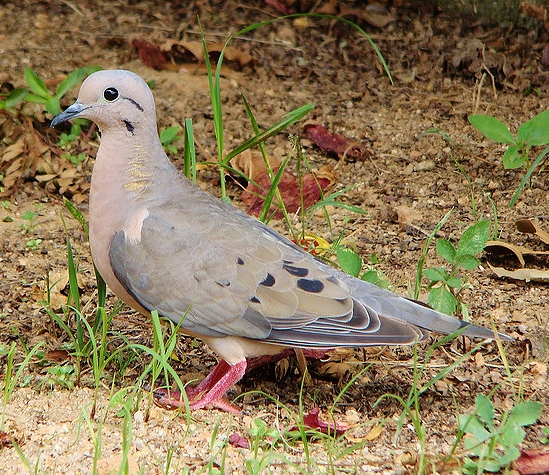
left=151, top=359, right=247, bottom=414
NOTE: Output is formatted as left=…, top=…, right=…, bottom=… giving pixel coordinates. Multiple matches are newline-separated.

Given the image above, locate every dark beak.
left=50, top=102, right=87, bottom=128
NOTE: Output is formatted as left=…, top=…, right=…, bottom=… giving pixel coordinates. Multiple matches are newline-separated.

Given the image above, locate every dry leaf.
left=487, top=263, right=549, bottom=282
left=229, top=149, right=282, bottom=182
left=42, top=269, right=70, bottom=310
left=484, top=220, right=549, bottom=283
left=131, top=38, right=169, bottom=71
left=339, top=4, right=396, bottom=29
left=240, top=165, right=336, bottom=218
left=315, top=361, right=353, bottom=383
left=301, top=407, right=349, bottom=436
left=364, top=423, right=384, bottom=441
left=514, top=449, right=549, bottom=475
left=228, top=432, right=250, bottom=449
left=516, top=218, right=549, bottom=245
left=162, top=40, right=253, bottom=67
left=304, top=123, right=370, bottom=161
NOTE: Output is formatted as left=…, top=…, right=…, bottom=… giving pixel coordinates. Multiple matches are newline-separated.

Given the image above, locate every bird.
left=51, top=70, right=511, bottom=413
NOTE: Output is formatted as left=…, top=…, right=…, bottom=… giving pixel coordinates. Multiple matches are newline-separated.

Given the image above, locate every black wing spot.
left=237, top=257, right=244, bottom=265
left=283, top=263, right=309, bottom=277
left=260, top=273, right=275, bottom=287
left=250, top=296, right=260, bottom=304
left=297, top=278, right=324, bottom=293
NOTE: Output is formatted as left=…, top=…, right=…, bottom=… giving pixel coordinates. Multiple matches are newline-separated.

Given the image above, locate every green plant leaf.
left=160, top=125, right=180, bottom=145
left=336, top=246, right=363, bottom=277
left=428, top=285, right=457, bottom=315
left=55, top=67, right=91, bottom=99
left=510, top=145, right=549, bottom=207
left=45, top=96, right=61, bottom=116
left=455, top=254, right=481, bottom=270
left=474, top=393, right=495, bottom=427
left=223, top=103, right=314, bottom=165
left=500, top=424, right=526, bottom=449
left=457, top=220, right=490, bottom=257
left=502, top=145, right=527, bottom=169
left=23, top=92, right=49, bottom=105
left=499, top=446, right=521, bottom=466
left=423, top=267, right=447, bottom=282
left=436, top=238, right=456, bottom=263
left=446, top=276, right=463, bottom=288
left=468, top=115, right=515, bottom=144
left=517, top=109, right=549, bottom=146
left=507, top=400, right=543, bottom=427
left=459, top=415, right=491, bottom=443
left=24, top=67, right=51, bottom=100
left=3, top=87, right=28, bottom=109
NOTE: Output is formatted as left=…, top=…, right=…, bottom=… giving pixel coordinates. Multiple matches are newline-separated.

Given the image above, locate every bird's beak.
left=50, top=102, right=87, bottom=128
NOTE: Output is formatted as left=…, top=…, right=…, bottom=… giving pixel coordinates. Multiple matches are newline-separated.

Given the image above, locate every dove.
left=51, top=70, right=511, bottom=413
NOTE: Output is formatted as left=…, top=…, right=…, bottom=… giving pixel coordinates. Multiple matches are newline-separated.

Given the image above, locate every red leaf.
left=515, top=449, right=549, bottom=475
left=264, top=0, right=294, bottom=15
left=304, top=123, right=369, bottom=160
left=302, top=407, right=349, bottom=436
left=229, top=432, right=250, bottom=449
left=240, top=167, right=335, bottom=218
left=132, top=39, right=167, bottom=71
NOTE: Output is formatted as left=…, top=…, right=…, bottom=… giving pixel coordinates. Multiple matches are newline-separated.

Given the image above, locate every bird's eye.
left=103, top=87, right=119, bottom=102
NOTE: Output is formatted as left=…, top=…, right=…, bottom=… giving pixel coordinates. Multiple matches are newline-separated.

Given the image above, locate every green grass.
left=1, top=13, right=540, bottom=475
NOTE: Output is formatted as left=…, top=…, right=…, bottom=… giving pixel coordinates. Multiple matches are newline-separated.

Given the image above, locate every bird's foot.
left=147, top=359, right=247, bottom=414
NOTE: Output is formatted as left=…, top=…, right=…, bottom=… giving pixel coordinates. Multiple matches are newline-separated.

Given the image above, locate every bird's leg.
left=152, top=359, right=247, bottom=414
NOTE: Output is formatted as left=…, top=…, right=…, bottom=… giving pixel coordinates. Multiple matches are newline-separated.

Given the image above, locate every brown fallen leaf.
left=514, top=449, right=549, bottom=475
left=484, top=219, right=549, bottom=283
left=516, top=218, right=549, bottom=245
left=339, top=4, right=396, bottom=29
left=162, top=40, right=253, bottom=68
left=487, top=263, right=549, bottom=283
left=132, top=38, right=170, bottom=71
left=229, top=149, right=282, bottom=182
left=304, top=123, right=370, bottom=161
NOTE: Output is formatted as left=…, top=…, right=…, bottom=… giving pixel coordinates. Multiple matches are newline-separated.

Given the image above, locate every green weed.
left=336, top=245, right=393, bottom=290
left=160, top=125, right=182, bottom=155
left=458, top=394, right=542, bottom=473
left=0, top=86, right=28, bottom=111
left=469, top=112, right=549, bottom=206
left=23, top=66, right=102, bottom=116
left=422, top=219, right=491, bottom=317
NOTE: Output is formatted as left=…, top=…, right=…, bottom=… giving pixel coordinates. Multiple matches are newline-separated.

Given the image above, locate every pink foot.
left=150, top=360, right=247, bottom=414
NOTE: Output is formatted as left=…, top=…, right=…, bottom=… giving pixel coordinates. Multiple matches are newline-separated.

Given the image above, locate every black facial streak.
left=215, top=280, right=230, bottom=287
left=283, top=263, right=309, bottom=277
left=127, top=97, right=144, bottom=112
left=297, top=278, right=324, bottom=293
left=260, top=273, right=275, bottom=287
left=250, top=296, right=260, bottom=304
left=237, top=257, right=244, bottom=265
left=123, top=120, right=134, bottom=134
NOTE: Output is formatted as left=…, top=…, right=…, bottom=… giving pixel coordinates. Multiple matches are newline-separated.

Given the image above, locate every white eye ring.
left=103, top=87, right=119, bottom=102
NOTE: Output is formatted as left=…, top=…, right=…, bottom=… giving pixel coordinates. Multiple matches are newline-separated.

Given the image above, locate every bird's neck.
left=91, top=128, right=175, bottom=203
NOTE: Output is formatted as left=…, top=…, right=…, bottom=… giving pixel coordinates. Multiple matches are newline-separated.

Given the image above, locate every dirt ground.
left=0, top=1, right=548, bottom=474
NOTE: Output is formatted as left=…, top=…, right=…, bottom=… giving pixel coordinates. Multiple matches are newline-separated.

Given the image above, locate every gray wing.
left=109, top=195, right=506, bottom=347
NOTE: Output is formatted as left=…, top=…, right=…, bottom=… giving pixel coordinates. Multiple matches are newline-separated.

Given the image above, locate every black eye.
left=103, top=87, right=119, bottom=102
